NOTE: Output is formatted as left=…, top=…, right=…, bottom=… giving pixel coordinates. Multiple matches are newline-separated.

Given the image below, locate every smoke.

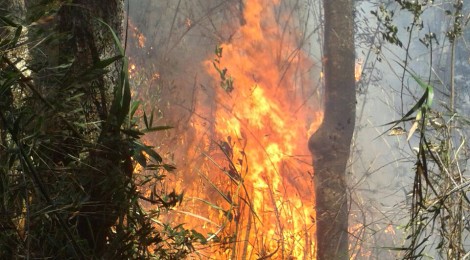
left=125, top=0, right=470, bottom=258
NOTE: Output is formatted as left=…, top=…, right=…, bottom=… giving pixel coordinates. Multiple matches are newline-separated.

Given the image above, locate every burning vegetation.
left=127, top=0, right=324, bottom=258
left=201, top=0, right=319, bottom=258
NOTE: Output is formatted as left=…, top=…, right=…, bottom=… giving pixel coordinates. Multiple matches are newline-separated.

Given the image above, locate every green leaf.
left=191, top=230, right=207, bottom=245
left=97, top=19, right=124, bottom=56
left=397, top=62, right=434, bottom=108
left=130, top=100, right=141, bottom=118
left=382, top=91, right=427, bottom=130
left=11, top=25, right=23, bottom=48
left=110, top=56, right=131, bottom=127
left=119, top=58, right=131, bottom=124
left=162, top=164, right=176, bottom=171
left=133, top=141, right=162, bottom=163
left=121, top=128, right=144, bottom=138
left=409, top=73, right=434, bottom=108
left=0, top=15, right=18, bottom=27
left=215, top=45, right=223, bottom=58
left=133, top=150, right=147, bottom=167
left=0, top=24, right=22, bottom=50
left=143, top=110, right=149, bottom=129
left=83, top=55, right=123, bottom=74
left=143, top=126, right=173, bottom=133
left=192, top=198, right=224, bottom=211
left=380, top=64, right=434, bottom=139
left=98, top=19, right=131, bottom=127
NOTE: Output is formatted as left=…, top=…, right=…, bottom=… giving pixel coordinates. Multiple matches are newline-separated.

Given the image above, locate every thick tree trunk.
left=54, top=1, right=126, bottom=255
left=23, top=0, right=125, bottom=256
left=308, top=0, right=355, bottom=259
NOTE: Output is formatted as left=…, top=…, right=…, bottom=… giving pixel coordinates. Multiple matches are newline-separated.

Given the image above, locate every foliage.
left=212, top=45, right=234, bottom=93
left=372, top=0, right=470, bottom=258
left=0, top=3, right=197, bottom=259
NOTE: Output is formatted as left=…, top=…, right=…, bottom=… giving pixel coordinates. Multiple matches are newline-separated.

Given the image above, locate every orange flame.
left=127, top=0, right=323, bottom=258
left=355, top=58, right=363, bottom=82
left=200, top=0, right=320, bottom=258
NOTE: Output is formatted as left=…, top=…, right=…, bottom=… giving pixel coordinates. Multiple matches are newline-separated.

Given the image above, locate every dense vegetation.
left=2, top=0, right=470, bottom=259
left=370, top=1, right=470, bottom=258
left=0, top=1, right=199, bottom=258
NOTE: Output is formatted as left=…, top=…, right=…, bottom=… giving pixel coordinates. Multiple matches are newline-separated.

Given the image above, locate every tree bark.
left=308, top=0, right=355, bottom=259
left=23, top=0, right=125, bottom=256
left=54, top=1, right=126, bottom=255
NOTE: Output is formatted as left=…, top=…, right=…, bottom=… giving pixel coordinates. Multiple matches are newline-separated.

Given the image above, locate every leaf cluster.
left=212, top=45, right=234, bottom=93
left=0, top=4, right=196, bottom=259
left=385, top=69, right=470, bottom=259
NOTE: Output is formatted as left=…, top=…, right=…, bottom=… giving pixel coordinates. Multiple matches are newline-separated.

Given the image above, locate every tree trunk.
left=55, top=1, right=127, bottom=255
left=308, top=0, right=355, bottom=259
left=23, top=0, right=125, bottom=256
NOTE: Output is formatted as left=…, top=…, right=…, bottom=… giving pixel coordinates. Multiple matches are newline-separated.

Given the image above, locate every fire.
left=125, top=0, right=323, bottom=258
left=185, top=18, right=192, bottom=29
left=128, top=63, right=136, bottom=77
left=128, top=19, right=146, bottom=48
left=355, top=58, right=363, bottom=82
left=200, top=0, right=319, bottom=258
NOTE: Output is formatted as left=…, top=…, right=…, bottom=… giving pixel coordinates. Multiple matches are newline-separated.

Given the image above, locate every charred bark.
left=308, top=0, right=355, bottom=259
